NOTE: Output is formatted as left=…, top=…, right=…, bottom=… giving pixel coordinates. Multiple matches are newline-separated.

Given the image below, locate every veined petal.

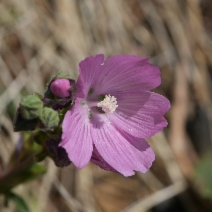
left=91, top=146, right=117, bottom=172
left=76, top=54, right=104, bottom=97
left=60, top=54, right=170, bottom=176
left=92, top=116, right=155, bottom=176
left=108, top=91, right=170, bottom=138
left=120, top=130, right=155, bottom=171
left=93, top=55, right=161, bottom=96
left=60, top=99, right=93, bottom=169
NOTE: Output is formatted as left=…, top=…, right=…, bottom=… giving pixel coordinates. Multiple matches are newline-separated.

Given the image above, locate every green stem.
left=0, top=155, right=35, bottom=193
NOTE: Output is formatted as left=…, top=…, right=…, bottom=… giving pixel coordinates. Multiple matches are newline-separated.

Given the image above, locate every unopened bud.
left=50, top=78, right=72, bottom=98
left=20, top=95, right=43, bottom=120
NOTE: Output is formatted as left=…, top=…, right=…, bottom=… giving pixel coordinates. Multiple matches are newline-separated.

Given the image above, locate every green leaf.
left=193, top=152, right=212, bottom=199
left=20, top=95, right=43, bottom=120
left=40, top=107, right=59, bottom=130
left=6, top=192, right=30, bottom=212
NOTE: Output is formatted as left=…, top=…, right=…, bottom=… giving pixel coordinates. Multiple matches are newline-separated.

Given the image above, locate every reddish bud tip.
left=50, top=78, right=71, bottom=98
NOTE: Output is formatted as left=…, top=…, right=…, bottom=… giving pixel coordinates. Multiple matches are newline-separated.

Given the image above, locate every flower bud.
left=50, top=78, right=72, bottom=98
left=20, top=95, right=43, bottom=119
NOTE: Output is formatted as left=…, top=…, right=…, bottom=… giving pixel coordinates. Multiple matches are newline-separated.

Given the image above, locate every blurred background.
left=1, top=0, right=212, bottom=211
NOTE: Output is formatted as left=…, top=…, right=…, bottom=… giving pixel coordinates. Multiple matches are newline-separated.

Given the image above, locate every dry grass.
left=0, top=0, right=212, bottom=211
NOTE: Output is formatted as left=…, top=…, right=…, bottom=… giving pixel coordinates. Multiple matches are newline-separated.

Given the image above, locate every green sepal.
left=34, top=92, right=43, bottom=100
left=56, top=72, right=71, bottom=79
left=59, top=106, right=72, bottom=120
left=20, top=95, right=43, bottom=120
left=40, top=107, right=59, bottom=130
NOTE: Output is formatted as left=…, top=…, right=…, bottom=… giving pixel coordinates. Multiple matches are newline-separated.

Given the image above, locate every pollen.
left=97, top=95, right=118, bottom=113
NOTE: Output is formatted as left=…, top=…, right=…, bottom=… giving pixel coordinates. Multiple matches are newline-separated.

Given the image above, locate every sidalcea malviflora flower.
left=60, top=54, right=170, bottom=176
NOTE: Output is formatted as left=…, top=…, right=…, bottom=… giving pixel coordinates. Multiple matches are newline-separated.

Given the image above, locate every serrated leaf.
left=20, top=95, right=43, bottom=119
left=40, top=107, right=59, bottom=130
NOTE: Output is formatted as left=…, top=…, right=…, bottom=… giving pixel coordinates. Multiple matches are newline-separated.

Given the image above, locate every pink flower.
left=60, top=54, right=170, bottom=176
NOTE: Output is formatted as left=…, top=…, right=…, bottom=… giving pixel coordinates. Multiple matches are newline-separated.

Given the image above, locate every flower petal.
left=91, top=115, right=155, bottom=176
left=91, top=146, right=117, bottom=172
left=77, top=54, right=105, bottom=97
left=60, top=99, right=93, bottom=169
left=93, top=55, right=161, bottom=96
left=120, top=130, right=155, bottom=171
left=108, top=91, right=170, bottom=138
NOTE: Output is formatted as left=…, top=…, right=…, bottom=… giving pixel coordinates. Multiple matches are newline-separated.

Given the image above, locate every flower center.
left=97, top=95, right=118, bottom=114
